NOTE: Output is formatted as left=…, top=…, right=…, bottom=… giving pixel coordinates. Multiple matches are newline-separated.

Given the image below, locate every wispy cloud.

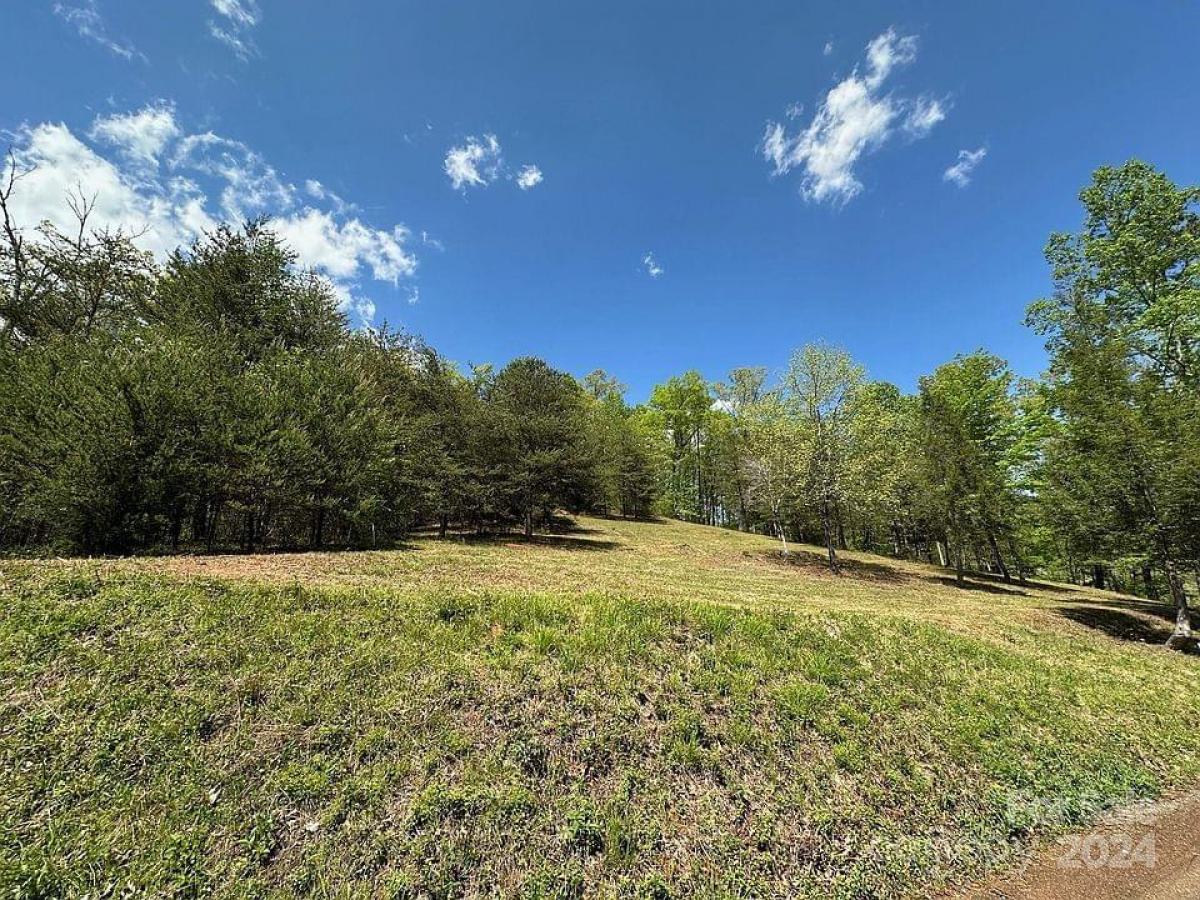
left=53, top=1, right=142, bottom=61
left=761, top=28, right=947, bottom=205
left=303, top=178, right=356, bottom=215
left=904, top=97, right=946, bottom=137
left=443, top=136, right=543, bottom=194
left=208, top=0, right=260, bottom=60
left=89, top=100, right=179, bottom=167
left=444, top=134, right=503, bottom=190
left=6, top=102, right=416, bottom=324
left=210, top=0, right=260, bottom=28
left=943, top=147, right=987, bottom=187
left=642, top=252, right=664, bottom=279
left=516, top=164, right=544, bottom=190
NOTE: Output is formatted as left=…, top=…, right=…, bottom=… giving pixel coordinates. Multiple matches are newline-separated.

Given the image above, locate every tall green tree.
left=1029, top=160, right=1200, bottom=647
left=713, top=367, right=768, bottom=531
left=649, top=371, right=714, bottom=522
left=917, top=351, right=1022, bottom=583
left=488, top=357, right=592, bottom=537
left=784, top=343, right=864, bottom=573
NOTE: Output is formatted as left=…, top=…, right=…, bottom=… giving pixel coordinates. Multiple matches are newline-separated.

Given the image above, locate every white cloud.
left=904, top=96, right=946, bottom=137
left=863, top=28, right=917, bottom=88
left=5, top=105, right=416, bottom=324
left=444, top=135, right=503, bottom=190
left=5, top=122, right=203, bottom=258
left=515, top=164, right=544, bottom=190
left=208, top=24, right=255, bottom=60
left=944, top=147, right=987, bottom=188
left=443, top=136, right=543, bottom=193
left=171, top=131, right=295, bottom=221
left=89, top=101, right=180, bottom=167
left=355, top=297, right=377, bottom=321
left=642, top=252, right=664, bottom=279
left=302, top=178, right=354, bottom=214
left=210, top=0, right=260, bottom=27
left=762, top=28, right=945, bottom=204
left=208, top=0, right=260, bottom=59
left=273, top=208, right=415, bottom=284
left=53, top=1, right=141, bottom=61
left=823, top=41, right=834, bottom=56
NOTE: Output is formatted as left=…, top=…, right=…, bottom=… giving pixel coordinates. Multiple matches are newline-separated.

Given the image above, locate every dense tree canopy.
left=2, top=157, right=1198, bottom=648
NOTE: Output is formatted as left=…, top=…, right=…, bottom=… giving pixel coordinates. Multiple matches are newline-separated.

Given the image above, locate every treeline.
left=0, top=213, right=660, bottom=553
left=2, top=159, right=1198, bottom=647
left=641, top=161, right=1200, bottom=649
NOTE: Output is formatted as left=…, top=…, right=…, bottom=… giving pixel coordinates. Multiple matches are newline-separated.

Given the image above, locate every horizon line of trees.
left=2, top=157, right=1198, bottom=650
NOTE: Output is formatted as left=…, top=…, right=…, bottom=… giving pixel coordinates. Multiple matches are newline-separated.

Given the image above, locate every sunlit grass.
left=2, top=517, right=1198, bottom=897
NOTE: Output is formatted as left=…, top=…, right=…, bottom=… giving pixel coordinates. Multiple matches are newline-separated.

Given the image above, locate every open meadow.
left=3, top=516, right=1198, bottom=897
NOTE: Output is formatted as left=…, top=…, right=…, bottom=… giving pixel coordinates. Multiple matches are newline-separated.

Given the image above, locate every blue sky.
left=6, top=1, right=1200, bottom=399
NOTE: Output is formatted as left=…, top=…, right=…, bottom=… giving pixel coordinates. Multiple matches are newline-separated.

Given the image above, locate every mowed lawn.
left=2, top=517, right=1199, bottom=898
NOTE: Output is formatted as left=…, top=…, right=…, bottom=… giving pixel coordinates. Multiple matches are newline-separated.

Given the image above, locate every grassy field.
left=2, top=516, right=1199, bottom=898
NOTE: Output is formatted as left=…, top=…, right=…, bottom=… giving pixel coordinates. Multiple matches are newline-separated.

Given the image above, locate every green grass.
left=2, top=517, right=1199, bottom=897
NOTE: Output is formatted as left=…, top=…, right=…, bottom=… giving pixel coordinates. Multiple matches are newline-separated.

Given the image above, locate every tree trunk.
left=1005, top=535, right=1028, bottom=585
left=821, top=495, right=840, bottom=575
left=954, top=543, right=965, bottom=584
left=439, top=513, right=449, bottom=539
left=524, top=509, right=534, bottom=539
left=313, top=507, right=325, bottom=550
left=773, top=501, right=788, bottom=556
left=1163, top=556, right=1195, bottom=652
left=206, top=502, right=221, bottom=553
left=987, top=531, right=1011, bottom=583
left=1142, top=562, right=1158, bottom=601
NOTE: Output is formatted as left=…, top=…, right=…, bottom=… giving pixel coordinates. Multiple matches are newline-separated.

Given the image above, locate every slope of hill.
left=2, top=517, right=1198, bottom=897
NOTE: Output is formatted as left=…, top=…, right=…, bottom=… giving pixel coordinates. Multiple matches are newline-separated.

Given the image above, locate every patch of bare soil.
left=967, top=790, right=1200, bottom=900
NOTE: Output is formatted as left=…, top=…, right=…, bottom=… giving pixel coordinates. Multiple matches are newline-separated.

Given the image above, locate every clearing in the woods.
left=2, top=516, right=1199, bottom=897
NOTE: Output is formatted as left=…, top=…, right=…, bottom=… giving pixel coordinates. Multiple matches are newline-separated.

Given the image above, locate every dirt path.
left=969, top=790, right=1200, bottom=899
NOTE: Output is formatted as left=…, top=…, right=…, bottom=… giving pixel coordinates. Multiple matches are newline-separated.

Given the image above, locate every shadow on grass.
left=759, top=548, right=910, bottom=584
left=127, top=540, right=422, bottom=559
left=1086, top=597, right=1178, bottom=622
left=455, top=533, right=622, bottom=552
left=1016, top=578, right=1085, bottom=596
left=926, top=575, right=1030, bottom=596
left=1058, top=604, right=1175, bottom=645
left=582, top=513, right=672, bottom=526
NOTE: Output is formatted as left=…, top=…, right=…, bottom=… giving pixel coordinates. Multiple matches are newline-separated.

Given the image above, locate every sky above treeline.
left=6, top=1, right=1200, bottom=399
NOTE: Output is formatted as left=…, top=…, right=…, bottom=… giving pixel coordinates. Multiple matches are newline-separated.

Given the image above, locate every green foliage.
left=1029, top=160, right=1200, bottom=623
left=487, top=357, right=594, bottom=535
left=917, top=351, right=1025, bottom=580
left=3, top=156, right=1199, bottom=626
left=0, top=218, right=658, bottom=553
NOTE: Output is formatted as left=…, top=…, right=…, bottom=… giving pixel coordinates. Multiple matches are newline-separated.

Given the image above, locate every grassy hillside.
left=2, top=517, right=1198, bottom=898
